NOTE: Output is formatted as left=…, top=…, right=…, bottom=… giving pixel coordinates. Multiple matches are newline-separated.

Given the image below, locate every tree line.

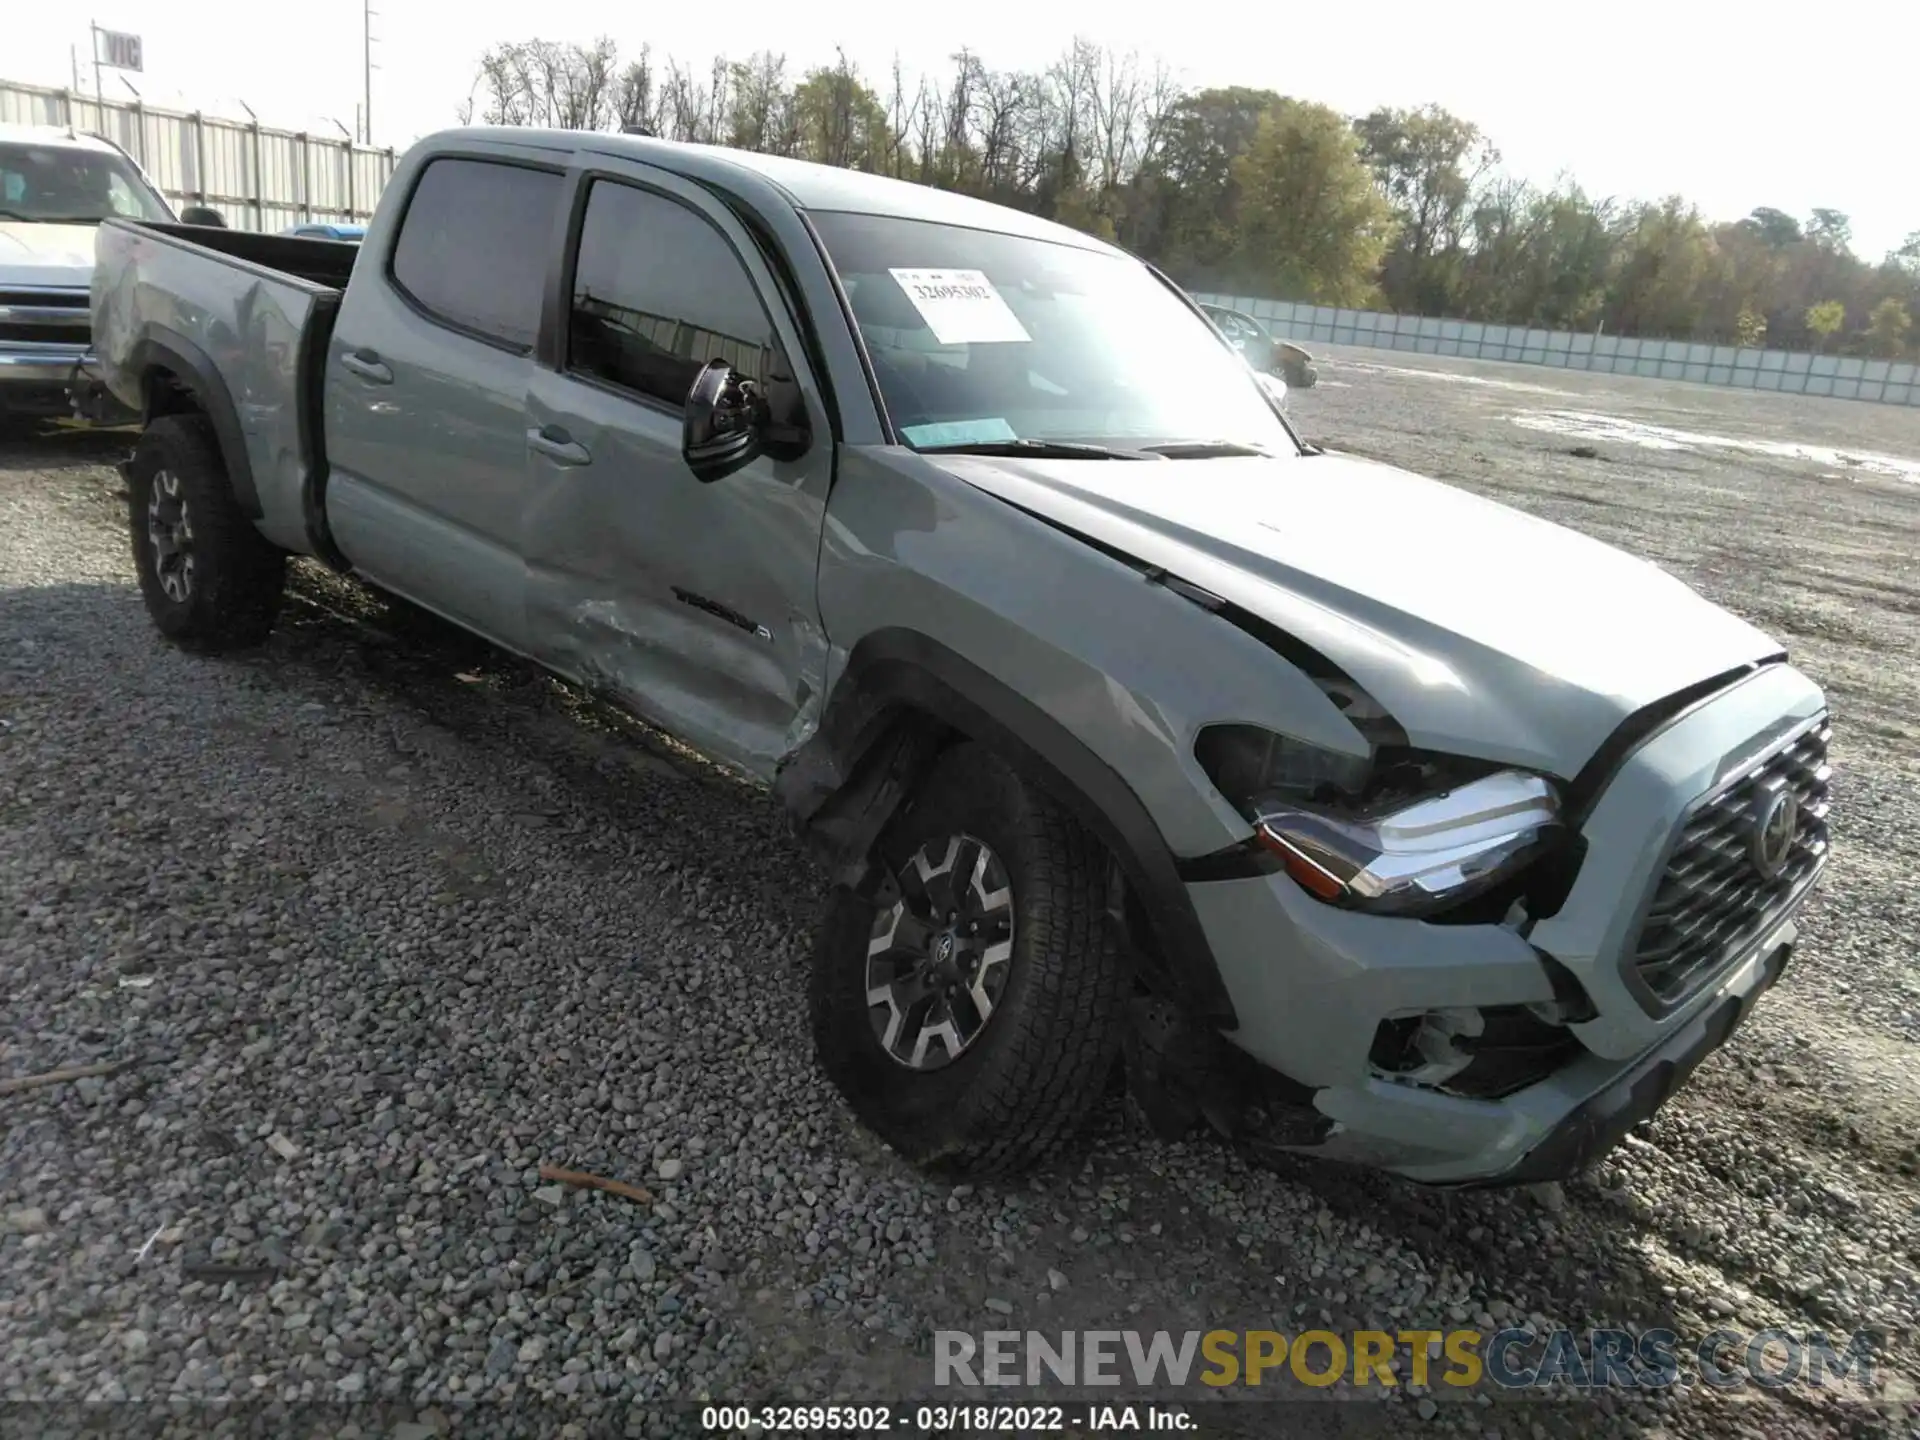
left=463, top=37, right=1920, bottom=359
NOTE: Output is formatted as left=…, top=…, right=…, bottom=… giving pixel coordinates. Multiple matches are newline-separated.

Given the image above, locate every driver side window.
left=566, top=180, right=778, bottom=409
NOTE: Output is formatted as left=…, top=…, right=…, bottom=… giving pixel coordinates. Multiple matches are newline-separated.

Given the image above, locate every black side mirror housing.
left=179, top=205, right=228, bottom=227
left=682, top=359, right=768, bottom=484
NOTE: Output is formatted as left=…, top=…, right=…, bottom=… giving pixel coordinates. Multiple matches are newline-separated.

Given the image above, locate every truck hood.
left=935, top=450, right=1783, bottom=778
left=0, top=223, right=97, bottom=289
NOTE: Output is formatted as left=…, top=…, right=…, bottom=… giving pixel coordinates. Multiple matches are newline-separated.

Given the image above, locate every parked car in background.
left=91, top=127, right=1831, bottom=1188
left=1199, top=302, right=1318, bottom=391
left=0, top=123, right=188, bottom=427
left=282, top=222, right=366, bottom=242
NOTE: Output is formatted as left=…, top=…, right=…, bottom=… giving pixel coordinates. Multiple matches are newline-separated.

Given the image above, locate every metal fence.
left=1196, top=293, right=1920, bottom=408
left=1, top=79, right=397, bottom=233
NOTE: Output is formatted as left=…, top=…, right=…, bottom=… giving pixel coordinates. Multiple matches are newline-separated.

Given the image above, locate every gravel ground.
left=2, top=354, right=1917, bottom=1440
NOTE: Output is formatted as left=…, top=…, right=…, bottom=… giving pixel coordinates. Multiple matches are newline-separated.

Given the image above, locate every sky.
left=11, top=0, right=1919, bottom=262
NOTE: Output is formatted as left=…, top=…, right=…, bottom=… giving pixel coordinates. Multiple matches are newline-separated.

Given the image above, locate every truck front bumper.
left=1471, top=924, right=1792, bottom=1186
left=0, top=346, right=138, bottom=424
left=1, top=344, right=91, bottom=415
left=1183, top=661, right=1830, bottom=1186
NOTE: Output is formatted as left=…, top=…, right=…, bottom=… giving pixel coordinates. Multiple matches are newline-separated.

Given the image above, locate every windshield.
left=0, top=141, right=173, bottom=224
left=809, top=210, right=1298, bottom=456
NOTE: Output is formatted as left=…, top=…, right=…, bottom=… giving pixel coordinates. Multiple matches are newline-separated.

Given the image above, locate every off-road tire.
left=810, top=742, right=1129, bottom=1177
left=127, top=414, right=285, bottom=650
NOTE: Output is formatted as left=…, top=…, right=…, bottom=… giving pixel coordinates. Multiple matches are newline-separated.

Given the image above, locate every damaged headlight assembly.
left=1194, top=723, right=1565, bottom=917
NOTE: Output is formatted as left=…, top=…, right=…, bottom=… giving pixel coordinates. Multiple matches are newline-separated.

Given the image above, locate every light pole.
left=362, top=0, right=379, bottom=145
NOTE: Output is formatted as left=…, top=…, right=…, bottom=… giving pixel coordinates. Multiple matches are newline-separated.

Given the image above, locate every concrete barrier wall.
left=1194, top=293, right=1920, bottom=408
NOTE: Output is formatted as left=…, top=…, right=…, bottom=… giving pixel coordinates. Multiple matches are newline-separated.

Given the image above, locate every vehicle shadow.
left=0, top=420, right=138, bottom=470
left=253, top=572, right=1711, bottom=1362
left=0, top=571, right=1723, bottom=1431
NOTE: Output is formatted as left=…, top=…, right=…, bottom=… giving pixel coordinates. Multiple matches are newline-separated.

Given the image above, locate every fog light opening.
left=1369, top=1006, right=1484, bottom=1088
left=1370, top=1001, right=1587, bottom=1100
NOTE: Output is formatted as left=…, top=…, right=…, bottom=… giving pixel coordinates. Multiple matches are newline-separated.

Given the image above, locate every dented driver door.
left=520, top=164, right=836, bottom=781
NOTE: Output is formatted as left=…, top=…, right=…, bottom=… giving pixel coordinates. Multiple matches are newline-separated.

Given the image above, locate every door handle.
left=340, top=350, right=392, bottom=384
left=526, top=425, right=591, bottom=467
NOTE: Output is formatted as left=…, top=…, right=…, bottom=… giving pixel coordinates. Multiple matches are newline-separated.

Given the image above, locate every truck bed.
left=128, top=222, right=363, bottom=291
left=91, top=219, right=350, bottom=558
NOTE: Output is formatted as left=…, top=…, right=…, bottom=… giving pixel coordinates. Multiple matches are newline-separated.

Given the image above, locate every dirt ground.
left=2, top=350, right=1917, bottom=1440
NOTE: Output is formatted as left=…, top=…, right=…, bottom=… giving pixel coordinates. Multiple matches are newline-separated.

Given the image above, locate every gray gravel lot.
left=3, top=354, right=1918, bottom=1440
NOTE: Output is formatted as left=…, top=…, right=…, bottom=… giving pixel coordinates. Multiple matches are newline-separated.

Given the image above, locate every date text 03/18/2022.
left=699, top=1403, right=1194, bottom=1431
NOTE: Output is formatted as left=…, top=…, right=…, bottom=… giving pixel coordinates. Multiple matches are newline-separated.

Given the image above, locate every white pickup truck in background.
left=0, top=122, right=205, bottom=429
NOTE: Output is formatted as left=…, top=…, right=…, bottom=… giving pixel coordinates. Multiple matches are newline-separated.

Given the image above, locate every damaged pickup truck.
left=91, top=127, right=1832, bottom=1184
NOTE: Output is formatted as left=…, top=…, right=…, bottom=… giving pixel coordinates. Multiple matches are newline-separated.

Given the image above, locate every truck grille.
left=0, top=288, right=90, bottom=347
left=1631, top=718, right=1831, bottom=1003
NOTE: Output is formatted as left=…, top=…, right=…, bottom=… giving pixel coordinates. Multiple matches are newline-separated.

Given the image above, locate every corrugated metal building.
left=1, top=79, right=396, bottom=233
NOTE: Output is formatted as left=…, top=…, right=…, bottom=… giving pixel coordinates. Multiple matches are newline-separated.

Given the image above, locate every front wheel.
left=127, top=414, right=285, bottom=651
left=809, top=742, right=1130, bottom=1177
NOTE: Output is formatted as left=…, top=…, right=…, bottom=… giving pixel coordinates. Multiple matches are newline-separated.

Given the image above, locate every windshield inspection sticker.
left=899, top=418, right=1019, bottom=447
left=889, top=269, right=1031, bottom=345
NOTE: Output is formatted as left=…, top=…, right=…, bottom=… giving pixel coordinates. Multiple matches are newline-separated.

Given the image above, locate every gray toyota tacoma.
left=90, top=127, right=1832, bottom=1185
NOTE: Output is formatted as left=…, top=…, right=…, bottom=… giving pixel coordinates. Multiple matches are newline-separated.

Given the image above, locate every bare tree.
left=882, top=56, right=923, bottom=180
left=1089, top=47, right=1142, bottom=193
left=615, top=47, right=658, bottom=133
left=658, top=57, right=710, bottom=142
left=468, top=37, right=622, bottom=131
left=728, top=52, right=790, bottom=153
left=912, top=72, right=941, bottom=184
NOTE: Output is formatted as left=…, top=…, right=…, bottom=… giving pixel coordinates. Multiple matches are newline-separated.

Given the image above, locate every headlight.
left=1195, top=725, right=1564, bottom=917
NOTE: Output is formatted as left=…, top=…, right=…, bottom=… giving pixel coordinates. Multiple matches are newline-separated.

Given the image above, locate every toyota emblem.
left=1748, top=786, right=1799, bottom=880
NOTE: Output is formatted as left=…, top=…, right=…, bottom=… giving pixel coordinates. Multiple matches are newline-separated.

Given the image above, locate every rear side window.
left=566, top=180, right=778, bottom=407
left=390, top=158, right=562, bottom=350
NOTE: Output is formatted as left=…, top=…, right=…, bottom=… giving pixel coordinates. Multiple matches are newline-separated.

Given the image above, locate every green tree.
left=1865, top=297, right=1912, bottom=357
left=1893, top=230, right=1920, bottom=276
left=1136, top=86, right=1284, bottom=279
left=1230, top=100, right=1397, bottom=305
left=1741, top=206, right=1804, bottom=248
left=1805, top=299, right=1846, bottom=351
left=1735, top=306, right=1767, bottom=348
left=726, top=52, right=796, bottom=154
left=1518, top=188, right=1616, bottom=329
left=1699, top=222, right=1787, bottom=344
left=1806, top=209, right=1852, bottom=253
left=1354, top=104, right=1497, bottom=314
left=1609, top=198, right=1714, bottom=336
left=790, top=52, right=889, bottom=170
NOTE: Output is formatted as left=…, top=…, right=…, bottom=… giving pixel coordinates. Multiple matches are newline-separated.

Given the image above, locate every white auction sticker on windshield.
left=889, top=269, right=1031, bottom=345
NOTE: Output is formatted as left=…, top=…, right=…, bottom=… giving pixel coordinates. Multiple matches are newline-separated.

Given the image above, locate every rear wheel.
left=127, top=414, right=285, bottom=650
left=809, top=742, right=1129, bottom=1177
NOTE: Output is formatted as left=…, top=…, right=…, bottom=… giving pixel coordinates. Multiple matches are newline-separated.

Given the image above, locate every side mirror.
left=179, top=205, right=227, bottom=228
left=682, top=359, right=768, bottom=484
left=1277, top=341, right=1318, bottom=391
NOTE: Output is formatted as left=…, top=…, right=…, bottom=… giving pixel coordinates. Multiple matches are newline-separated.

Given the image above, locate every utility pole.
left=362, top=0, right=378, bottom=145
left=89, top=20, right=103, bottom=106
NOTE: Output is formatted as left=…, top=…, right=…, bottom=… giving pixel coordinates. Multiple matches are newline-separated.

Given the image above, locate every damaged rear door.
left=521, top=164, right=836, bottom=779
